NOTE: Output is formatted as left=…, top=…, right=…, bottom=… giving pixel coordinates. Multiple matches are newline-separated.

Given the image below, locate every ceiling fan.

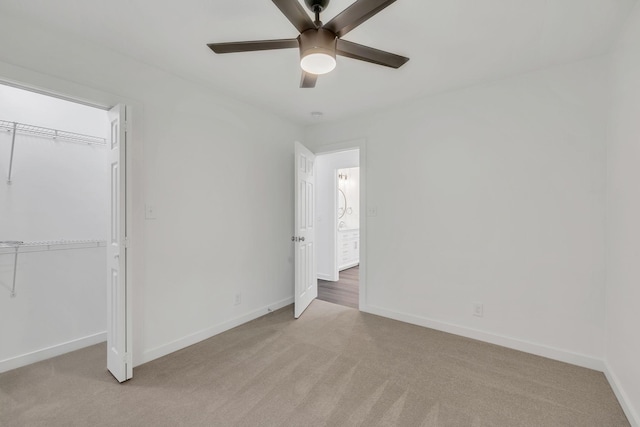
left=207, top=0, right=409, bottom=88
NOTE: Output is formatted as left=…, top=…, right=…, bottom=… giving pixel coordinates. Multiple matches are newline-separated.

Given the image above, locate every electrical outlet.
left=473, top=302, right=484, bottom=317
left=145, top=204, right=156, bottom=220
left=234, top=293, right=242, bottom=306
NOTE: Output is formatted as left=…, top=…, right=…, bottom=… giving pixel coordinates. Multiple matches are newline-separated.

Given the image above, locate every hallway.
left=317, top=266, right=359, bottom=309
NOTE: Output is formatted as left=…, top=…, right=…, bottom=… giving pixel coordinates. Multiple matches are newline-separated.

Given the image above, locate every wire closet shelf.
left=1, top=119, right=107, bottom=183
left=0, top=120, right=107, bottom=145
left=0, top=240, right=106, bottom=298
left=0, top=239, right=107, bottom=254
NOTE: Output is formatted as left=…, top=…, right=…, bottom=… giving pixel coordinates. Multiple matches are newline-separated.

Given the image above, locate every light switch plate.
left=366, top=207, right=378, bottom=217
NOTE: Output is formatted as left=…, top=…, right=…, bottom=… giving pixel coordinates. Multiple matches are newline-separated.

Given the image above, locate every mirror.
left=338, top=189, right=347, bottom=219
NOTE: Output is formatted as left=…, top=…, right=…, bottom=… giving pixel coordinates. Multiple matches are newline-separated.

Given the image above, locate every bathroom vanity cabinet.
left=338, top=229, right=359, bottom=271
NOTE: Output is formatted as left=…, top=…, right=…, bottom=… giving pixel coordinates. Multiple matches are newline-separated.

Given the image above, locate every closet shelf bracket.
left=7, top=122, right=17, bottom=184
left=0, top=241, right=22, bottom=297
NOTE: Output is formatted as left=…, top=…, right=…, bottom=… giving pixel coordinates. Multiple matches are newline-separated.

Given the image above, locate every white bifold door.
left=293, top=141, right=317, bottom=318
left=107, top=104, right=132, bottom=382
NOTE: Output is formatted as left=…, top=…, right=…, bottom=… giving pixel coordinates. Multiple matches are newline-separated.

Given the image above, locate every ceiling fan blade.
left=272, top=0, right=317, bottom=33
left=208, top=39, right=299, bottom=54
left=324, top=0, right=397, bottom=38
left=300, top=71, right=318, bottom=88
left=336, top=39, right=409, bottom=68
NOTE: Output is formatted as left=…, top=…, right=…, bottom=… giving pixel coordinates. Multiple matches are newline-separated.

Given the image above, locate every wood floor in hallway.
left=317, top=265, right=359, bottom=309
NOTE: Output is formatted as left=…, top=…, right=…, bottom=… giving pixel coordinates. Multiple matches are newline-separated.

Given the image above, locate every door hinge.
left=123, top=121, right=128, bottom=132
left=124, top=237, right=130, bottom=248
left=123, top=353, right=132, bottom=364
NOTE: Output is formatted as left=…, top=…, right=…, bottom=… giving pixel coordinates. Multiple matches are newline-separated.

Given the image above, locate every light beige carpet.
left=0, top=300, right=630, bottom=426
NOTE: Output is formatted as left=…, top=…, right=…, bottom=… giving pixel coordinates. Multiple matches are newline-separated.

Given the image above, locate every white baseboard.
left=0, top=332, right=107, bottom=374
left=360, top=304, right=604, bottom=371
left=339, top=261, right=359, bottom=271
left=140, top=296, right=294, bottom=366
left=604, top=361, right=640, bottom=426
left=318, top=273, right=337, bottom=281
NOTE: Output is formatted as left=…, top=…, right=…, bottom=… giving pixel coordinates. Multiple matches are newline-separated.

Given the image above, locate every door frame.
left=0, top=72, right=136, bottom=376
left=312, top=139, right=367, bottom=310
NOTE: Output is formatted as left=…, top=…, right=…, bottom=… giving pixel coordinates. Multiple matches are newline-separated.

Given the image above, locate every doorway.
left=315, top=150, right=360, bottom=309
left=0, top=82, right=130, bottom=380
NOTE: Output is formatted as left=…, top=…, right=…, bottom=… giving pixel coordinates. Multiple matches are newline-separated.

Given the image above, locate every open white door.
left=107, top=104, right=132, bottom=382
left=293, top=141, right=317, bottom=318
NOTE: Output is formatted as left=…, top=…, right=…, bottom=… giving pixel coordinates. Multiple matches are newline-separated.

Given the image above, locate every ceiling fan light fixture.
left=299, top=28, right=337, bottom=75
left=301, top=52, right=336, bottom=75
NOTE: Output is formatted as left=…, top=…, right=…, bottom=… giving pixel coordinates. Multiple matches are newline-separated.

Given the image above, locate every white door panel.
left=107, top=104, right=131, bottom=382
left=294, top=141, right=317, bottom=318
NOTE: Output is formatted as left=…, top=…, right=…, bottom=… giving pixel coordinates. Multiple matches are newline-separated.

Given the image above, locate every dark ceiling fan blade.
left=300, top=71, right=318, bottom=88
left=272, top=0, right=317, bottom=33
left=208, top=39, right=299, bottom=54
left=324, top=0, right=397, bottom=38
left=336, top=39, right=409, bottom=68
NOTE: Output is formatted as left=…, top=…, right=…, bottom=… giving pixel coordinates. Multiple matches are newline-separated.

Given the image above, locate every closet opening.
left=0, top=83, right=110, bottom=372
left=315, top=149, right=360, bottom=309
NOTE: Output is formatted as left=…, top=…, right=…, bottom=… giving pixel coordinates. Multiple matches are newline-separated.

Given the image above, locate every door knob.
left=299, top=237, right=305, bottom=242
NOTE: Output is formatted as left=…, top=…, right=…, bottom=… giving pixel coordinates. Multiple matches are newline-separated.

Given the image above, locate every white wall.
left=605, top=2, right=640, bottom=424
left=305, top=58, right=609, bottom=368
left=0, top=248, right=107, bottom=371
left=0, top=11, right=302, bottom=366
left=0, top=84, right=108, bottom=371
left=316, top=150, right=359, bottom=280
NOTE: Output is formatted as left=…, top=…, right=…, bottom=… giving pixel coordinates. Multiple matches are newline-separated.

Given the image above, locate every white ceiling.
left=1, top=0, right=636, bottom=124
